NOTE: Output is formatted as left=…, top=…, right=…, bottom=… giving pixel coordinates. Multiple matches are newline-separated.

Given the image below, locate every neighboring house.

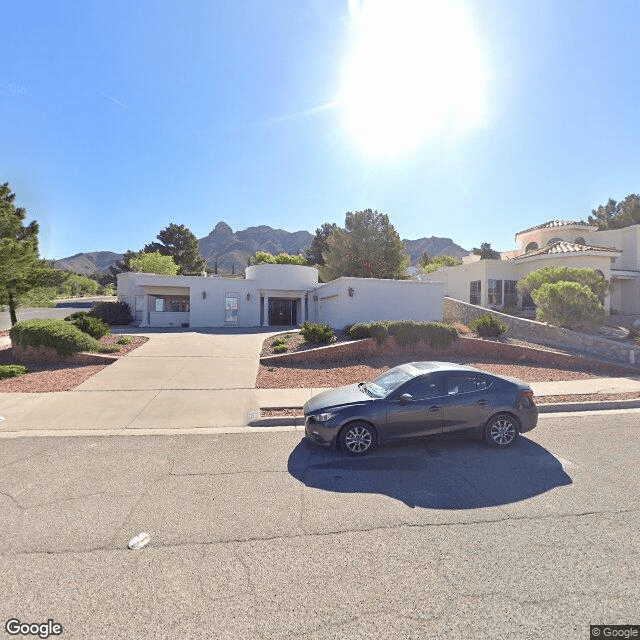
left=418, top=220, right=640, bottom=315
left=117, top=263, right=444, bottom=328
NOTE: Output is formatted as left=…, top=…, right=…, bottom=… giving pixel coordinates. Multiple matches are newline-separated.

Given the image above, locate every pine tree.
left=0, top=183, right=54, bottom=325
left=144, top=223, right=207, bottom=275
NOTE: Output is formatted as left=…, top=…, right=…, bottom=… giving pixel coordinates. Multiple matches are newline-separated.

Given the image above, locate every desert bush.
left=72, top=315, right=111, bottom=339
left=9, top=319, right=101, bottom=356
left=531, top=281, right=605, bottom=331
left=348, top=320, right=458, bottom=348
left=116, top=336, right=132, bottom=345
left=273, top=344, right=289, bottom=353
left=272, top=336, right=289, bottom=347
left=90, top=301, right=133, bottom=325
left=0, top=364, right=29, bottom=380
left=300, top=321, right=335, bottom=344
left=468, top=314, right=507, bottom=337
left=64, top=311, right=90, bottom=321
left=100, top=344, right=120, bottom=353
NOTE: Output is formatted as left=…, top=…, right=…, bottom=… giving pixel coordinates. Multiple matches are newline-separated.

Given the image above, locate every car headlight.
left=313, top=412, right=335, bottom=422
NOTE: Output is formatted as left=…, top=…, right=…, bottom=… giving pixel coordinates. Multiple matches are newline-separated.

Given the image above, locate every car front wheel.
left=339, top=421, right=376, bottom=456
left=484, top=413, right=519, bottom=447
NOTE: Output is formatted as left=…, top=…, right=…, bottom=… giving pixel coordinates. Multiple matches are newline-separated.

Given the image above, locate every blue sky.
left=1, top=0, right=639, bottom=260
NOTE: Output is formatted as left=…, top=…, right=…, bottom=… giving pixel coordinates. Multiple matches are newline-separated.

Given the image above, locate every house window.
left=504, top=280, right=518, bottom=307
left=574, top=236, right=586, bottom=245
left=488, top=279, right=502, bottom=305
left=525, top=242, right=538, bottom=252
left=152, top=296, right=189, bottom=312
left=470, top=281, right=481, bottom=305
left=225, top=294, right=239, bottom=323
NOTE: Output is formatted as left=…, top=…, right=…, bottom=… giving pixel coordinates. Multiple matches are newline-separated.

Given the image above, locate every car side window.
left=402, top=376, right=443, bottom=400
left=446, top=375, right=489, bottom=395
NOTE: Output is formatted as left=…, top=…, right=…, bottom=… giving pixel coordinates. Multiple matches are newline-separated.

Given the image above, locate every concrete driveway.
left=1, top=329, right=292, bottom=432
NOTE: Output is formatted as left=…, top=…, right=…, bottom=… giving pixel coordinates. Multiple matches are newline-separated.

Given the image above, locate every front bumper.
left=304, top=417, right=339, bottom=448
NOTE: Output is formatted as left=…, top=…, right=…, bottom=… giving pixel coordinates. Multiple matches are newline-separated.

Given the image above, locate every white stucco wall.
left=312, top=277, right=444, bottom=329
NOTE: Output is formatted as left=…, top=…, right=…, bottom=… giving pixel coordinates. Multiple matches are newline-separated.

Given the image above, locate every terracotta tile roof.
left=516, top=220, right=594, bottom=236
left=508, top=240, right=621, bottom=261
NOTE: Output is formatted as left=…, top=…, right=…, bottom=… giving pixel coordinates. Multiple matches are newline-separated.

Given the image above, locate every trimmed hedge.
left=72, top=315, right=111, bottom=339
left=468, top=313, right=507, bottom=337
left=348, top=320, right=459, bottom=348
left=9, top=319, right=102, bottom=356
left=300, top=322, right=335, bottom=345
left=89, top=301, right=133, bottom=325
left=0, top=364, right=29, bottom=380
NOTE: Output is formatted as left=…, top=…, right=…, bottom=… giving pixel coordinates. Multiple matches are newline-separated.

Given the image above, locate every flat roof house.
left=417, top=220, right=640, bottom=315
left=117, top=263, right=445, bottom=328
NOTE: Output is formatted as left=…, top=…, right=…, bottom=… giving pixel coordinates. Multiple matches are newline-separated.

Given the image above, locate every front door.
left=269, top=299, right=297, bottom=325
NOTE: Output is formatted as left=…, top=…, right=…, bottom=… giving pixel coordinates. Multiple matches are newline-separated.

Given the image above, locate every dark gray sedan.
left=303, top=362, right=538, bottom=455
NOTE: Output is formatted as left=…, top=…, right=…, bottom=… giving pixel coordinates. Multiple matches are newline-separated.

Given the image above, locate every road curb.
left=250, top=397, right=640, bottom=427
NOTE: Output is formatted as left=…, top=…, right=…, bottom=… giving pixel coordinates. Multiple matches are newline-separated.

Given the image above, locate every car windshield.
left=364, top=367, right=413, bottom=398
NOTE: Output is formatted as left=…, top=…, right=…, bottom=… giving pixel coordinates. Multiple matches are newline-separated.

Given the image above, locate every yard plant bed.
left=0, top=331, right=148, bottom=393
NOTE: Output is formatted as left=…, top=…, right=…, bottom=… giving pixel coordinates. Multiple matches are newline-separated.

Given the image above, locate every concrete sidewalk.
left=2, top=331, right=640, bottom=435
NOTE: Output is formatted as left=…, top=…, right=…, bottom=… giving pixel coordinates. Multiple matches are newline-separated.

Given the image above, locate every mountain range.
left=54, top=222, right=469, bottom=275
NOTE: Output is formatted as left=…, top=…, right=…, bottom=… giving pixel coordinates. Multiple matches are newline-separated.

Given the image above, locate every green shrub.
left=64, top=311, right=90, bottom=321
left=101, top=344, right=121, bottom=353
left=348, top=323, right=372, bottom=340
left=90, top=301, right=133, bottom=325
left=272, top=336, right=289, bottom=347
left=531, top=281, right=605, bottom=331
left=300, top=321, right=335, bottom=344
left=0, top=364, right=29, bottom=380
left=348, top=320, right=458, bottom=348
left=273, top=344, right=289, bottom=353
left=116, top=336, right=132, bottom=345
left=9, top=319, right=102, bottom=356
left=468, top=314, right=507, bottom=337
left=72, top=315, right=111, bottom=339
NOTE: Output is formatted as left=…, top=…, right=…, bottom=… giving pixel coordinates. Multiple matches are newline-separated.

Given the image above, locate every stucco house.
left=117, top=263, right=444, bottom=328
left=418, top=221, right=640, bottom=316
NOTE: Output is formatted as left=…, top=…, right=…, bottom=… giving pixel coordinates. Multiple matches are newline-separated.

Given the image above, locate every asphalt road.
left=0, top=410, right=638, bottom=640
left=0, top=297, right=115, bottom=331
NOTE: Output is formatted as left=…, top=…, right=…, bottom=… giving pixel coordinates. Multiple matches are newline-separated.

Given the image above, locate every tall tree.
left=144, top=223, right=206, bottom=275
left=128, top=251, right=180, bottom=275
left=588, top=194, right=640, bottom=230
left=321, top=210, right=409, bottom=281
left=305, top=222, right=338, bottom=266
left=0, top=183, right=54, bottom=325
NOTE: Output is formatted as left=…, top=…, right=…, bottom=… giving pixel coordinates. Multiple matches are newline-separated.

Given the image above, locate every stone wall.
left=443, top=297, right=640, bottom=367
left=11, top=341, right=118, bottom=366
left=260, top=335, right=637, bottom=376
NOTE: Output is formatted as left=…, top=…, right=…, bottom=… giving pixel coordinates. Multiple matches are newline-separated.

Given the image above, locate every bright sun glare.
left=342, top=0, right=486, bottom=156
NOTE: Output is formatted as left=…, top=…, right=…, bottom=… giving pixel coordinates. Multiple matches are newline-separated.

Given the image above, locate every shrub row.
left=89, top=301, right=133, bottom=325
left=9, top=319, right=102, bottom=356
left=348, top=320, right=459, bottom=348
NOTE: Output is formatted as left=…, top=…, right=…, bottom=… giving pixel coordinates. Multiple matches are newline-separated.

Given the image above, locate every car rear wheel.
left=484, top=413, right=519, bottom=447
left=339, top=421, right=376, bottom=456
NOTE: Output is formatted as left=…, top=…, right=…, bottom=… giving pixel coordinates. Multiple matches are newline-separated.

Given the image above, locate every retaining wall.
left=443, top=297, right=640, bottom=367
left=260, top=336, right=637, bottom=376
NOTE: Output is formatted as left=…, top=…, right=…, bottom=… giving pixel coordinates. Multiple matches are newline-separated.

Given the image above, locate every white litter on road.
left=128, top=532, right=150, bottom=550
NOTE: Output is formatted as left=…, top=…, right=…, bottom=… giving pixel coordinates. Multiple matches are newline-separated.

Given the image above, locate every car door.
left=384, top=374, right=446, bottom=439
left=441, top=374, right=495, bottom=433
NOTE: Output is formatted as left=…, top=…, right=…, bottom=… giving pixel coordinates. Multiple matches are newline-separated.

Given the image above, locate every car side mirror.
left=398, top=393, right=412, bottom=405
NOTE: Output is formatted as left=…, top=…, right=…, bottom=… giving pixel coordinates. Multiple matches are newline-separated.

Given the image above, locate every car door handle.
left=477, top=399, right=487, bottom=406
left=428, top=405, right=442, bottom=412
